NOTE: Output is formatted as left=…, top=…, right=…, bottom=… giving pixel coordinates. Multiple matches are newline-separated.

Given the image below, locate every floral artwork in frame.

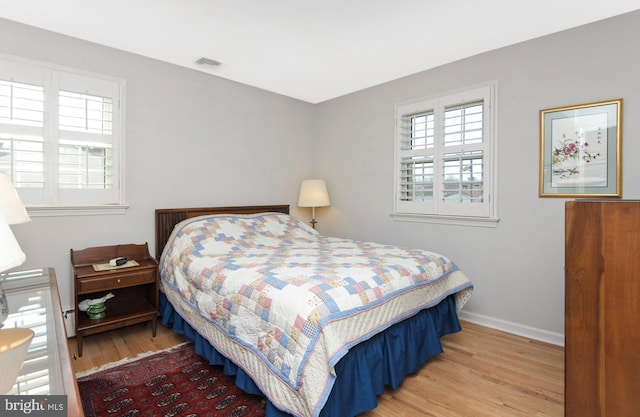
left=539, top=99, right=622, bottom=197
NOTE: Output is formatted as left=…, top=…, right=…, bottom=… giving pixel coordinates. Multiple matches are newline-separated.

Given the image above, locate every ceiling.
left=1, top=1, right=639, bottom=103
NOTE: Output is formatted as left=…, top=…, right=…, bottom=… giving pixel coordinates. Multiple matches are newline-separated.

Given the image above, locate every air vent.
left=196, top=57, right=221, bottom=66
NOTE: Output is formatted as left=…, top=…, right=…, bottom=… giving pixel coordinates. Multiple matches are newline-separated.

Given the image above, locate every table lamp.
left=0, top=172, right=30, bottom=325
left=297, top=179, right=330, bottom=229
left=0, top=172, right=34, bottom=393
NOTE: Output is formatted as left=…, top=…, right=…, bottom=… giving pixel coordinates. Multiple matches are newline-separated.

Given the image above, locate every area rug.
left=77, top=343, right=266, bottom=417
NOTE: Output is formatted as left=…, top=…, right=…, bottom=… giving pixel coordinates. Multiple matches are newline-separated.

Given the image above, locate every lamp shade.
left=298, top=180, right=331, bottom=208
left=0, top=173, right=30, bottom=225
left=0, top=328, right=35, bottom=393
left=0, top=216, right=26, bottom=273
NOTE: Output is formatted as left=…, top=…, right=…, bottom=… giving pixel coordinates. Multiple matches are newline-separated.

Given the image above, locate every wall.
left=314, top=10, right=640, bottom=344
left=2, top=11, right=639, bottom=344
left=0, top=18, right=315, bottom=320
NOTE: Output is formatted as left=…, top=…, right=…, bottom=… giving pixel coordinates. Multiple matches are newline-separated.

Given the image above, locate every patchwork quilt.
left=159, top=213, right=473, bottom=417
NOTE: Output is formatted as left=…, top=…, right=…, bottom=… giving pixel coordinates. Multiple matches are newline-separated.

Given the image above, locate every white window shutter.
left=0, top=54, right=124, bottom=209
left=394, top=83, right=497, bottom=222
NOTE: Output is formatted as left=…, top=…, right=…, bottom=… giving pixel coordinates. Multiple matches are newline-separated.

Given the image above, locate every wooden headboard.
left=154, top=204, right=290, bottom=260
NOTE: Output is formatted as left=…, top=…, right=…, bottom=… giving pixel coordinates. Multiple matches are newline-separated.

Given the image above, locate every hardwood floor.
left=361, top=322, right=564, bottom=417
left=70, top=321, right=564, bottom=416
left=69, top=323, right=186, bottom=373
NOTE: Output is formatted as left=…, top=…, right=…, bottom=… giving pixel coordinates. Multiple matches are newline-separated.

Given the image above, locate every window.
left=394, top=83, right=497, bottom=226
left=0, top=55, right=125, bottom=214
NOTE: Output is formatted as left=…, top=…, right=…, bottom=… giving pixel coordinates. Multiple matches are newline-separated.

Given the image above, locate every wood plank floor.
left=70, top=321, right=564, bottom=416
left=70, top=324, right=186, bottom=373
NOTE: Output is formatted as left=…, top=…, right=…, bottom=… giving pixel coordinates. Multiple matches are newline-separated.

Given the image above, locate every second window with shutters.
left=394, top=83, right=498, bottom=225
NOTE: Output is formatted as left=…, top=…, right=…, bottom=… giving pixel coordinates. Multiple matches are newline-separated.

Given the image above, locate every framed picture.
left=539, top=98, right=622, bottom=197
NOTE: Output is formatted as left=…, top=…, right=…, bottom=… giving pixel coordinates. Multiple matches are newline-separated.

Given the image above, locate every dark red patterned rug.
left=77, top=343, right=266, bottom=417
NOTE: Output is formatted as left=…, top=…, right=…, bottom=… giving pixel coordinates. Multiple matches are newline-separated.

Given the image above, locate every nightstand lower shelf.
left=76, top=299, right=157, bottom=336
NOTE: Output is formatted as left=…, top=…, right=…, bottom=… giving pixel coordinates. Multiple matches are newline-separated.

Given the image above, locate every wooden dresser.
left=1, top=268, right=83, bottom=416
left=565, top=200, right=640, bottom=417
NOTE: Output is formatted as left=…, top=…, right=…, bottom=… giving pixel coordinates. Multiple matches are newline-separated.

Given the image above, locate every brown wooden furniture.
left=565, top=200, right=640, bottom=417
left=71, top=243, right=159, bottom=357
left=155, top=204, right=289, bottom=259
left=2, top=268, right=84, bottom=416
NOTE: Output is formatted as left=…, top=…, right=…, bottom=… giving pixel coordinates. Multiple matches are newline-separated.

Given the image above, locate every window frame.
left=0, top=53, right=127, bottom=217
left=392, top=82, right=498, bottom=227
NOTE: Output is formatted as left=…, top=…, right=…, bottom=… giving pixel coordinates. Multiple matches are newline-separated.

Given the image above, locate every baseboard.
left=63, top=306, right=76, bottom=338
left=63, top=303, right=563, bottom=346
left=458, top=311, right=564, bottom=347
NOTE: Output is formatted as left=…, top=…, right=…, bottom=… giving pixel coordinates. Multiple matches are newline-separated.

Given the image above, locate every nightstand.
left=70, top=243, right=158, bottom=357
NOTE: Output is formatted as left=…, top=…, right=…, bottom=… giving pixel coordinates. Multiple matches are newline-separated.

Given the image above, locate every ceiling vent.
left=195, top=57, right=221, bottom=66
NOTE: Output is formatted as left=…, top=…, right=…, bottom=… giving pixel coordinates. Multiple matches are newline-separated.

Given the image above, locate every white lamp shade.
left=0, top=173, right=30, bottom=225
left=0, top=328, right=35, bottom=393
left=0, top=216, right=26, bottom=273
left=298, top=180, right=331, bottom=208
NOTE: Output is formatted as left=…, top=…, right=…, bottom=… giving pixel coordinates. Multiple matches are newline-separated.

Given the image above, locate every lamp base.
left=0, top=281, right=8, bottom=326
left=310, top=218, right=318, bottom=229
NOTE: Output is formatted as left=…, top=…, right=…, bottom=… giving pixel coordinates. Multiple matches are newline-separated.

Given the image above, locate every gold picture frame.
left=539, top=99, right=622, bottom=197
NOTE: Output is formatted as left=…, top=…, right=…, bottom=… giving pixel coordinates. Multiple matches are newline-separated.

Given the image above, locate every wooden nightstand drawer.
left=78, top=269, right=156, bottom=294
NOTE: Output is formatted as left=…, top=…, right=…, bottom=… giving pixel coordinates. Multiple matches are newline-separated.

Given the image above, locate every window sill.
left=391, top=212, right=499, bottom=228
left=26, top=204, right=129, bottom=217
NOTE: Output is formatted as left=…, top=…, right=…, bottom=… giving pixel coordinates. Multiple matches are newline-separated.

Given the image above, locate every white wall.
left=0, top=18, right=315, bottom=318
left=313, top=10, right=640, bottom=344
left=2, top=10, right=639, bottom=344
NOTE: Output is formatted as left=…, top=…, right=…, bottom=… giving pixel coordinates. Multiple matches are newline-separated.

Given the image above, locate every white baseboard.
left=458, top=311, right=564, bottom=347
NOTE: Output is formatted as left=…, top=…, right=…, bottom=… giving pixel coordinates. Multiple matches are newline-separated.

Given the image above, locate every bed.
left=155, top=205, right=473, bottom=417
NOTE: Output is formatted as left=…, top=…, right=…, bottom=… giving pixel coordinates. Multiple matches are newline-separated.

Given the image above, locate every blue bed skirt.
left=160, top=292, right=461, bottom=417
